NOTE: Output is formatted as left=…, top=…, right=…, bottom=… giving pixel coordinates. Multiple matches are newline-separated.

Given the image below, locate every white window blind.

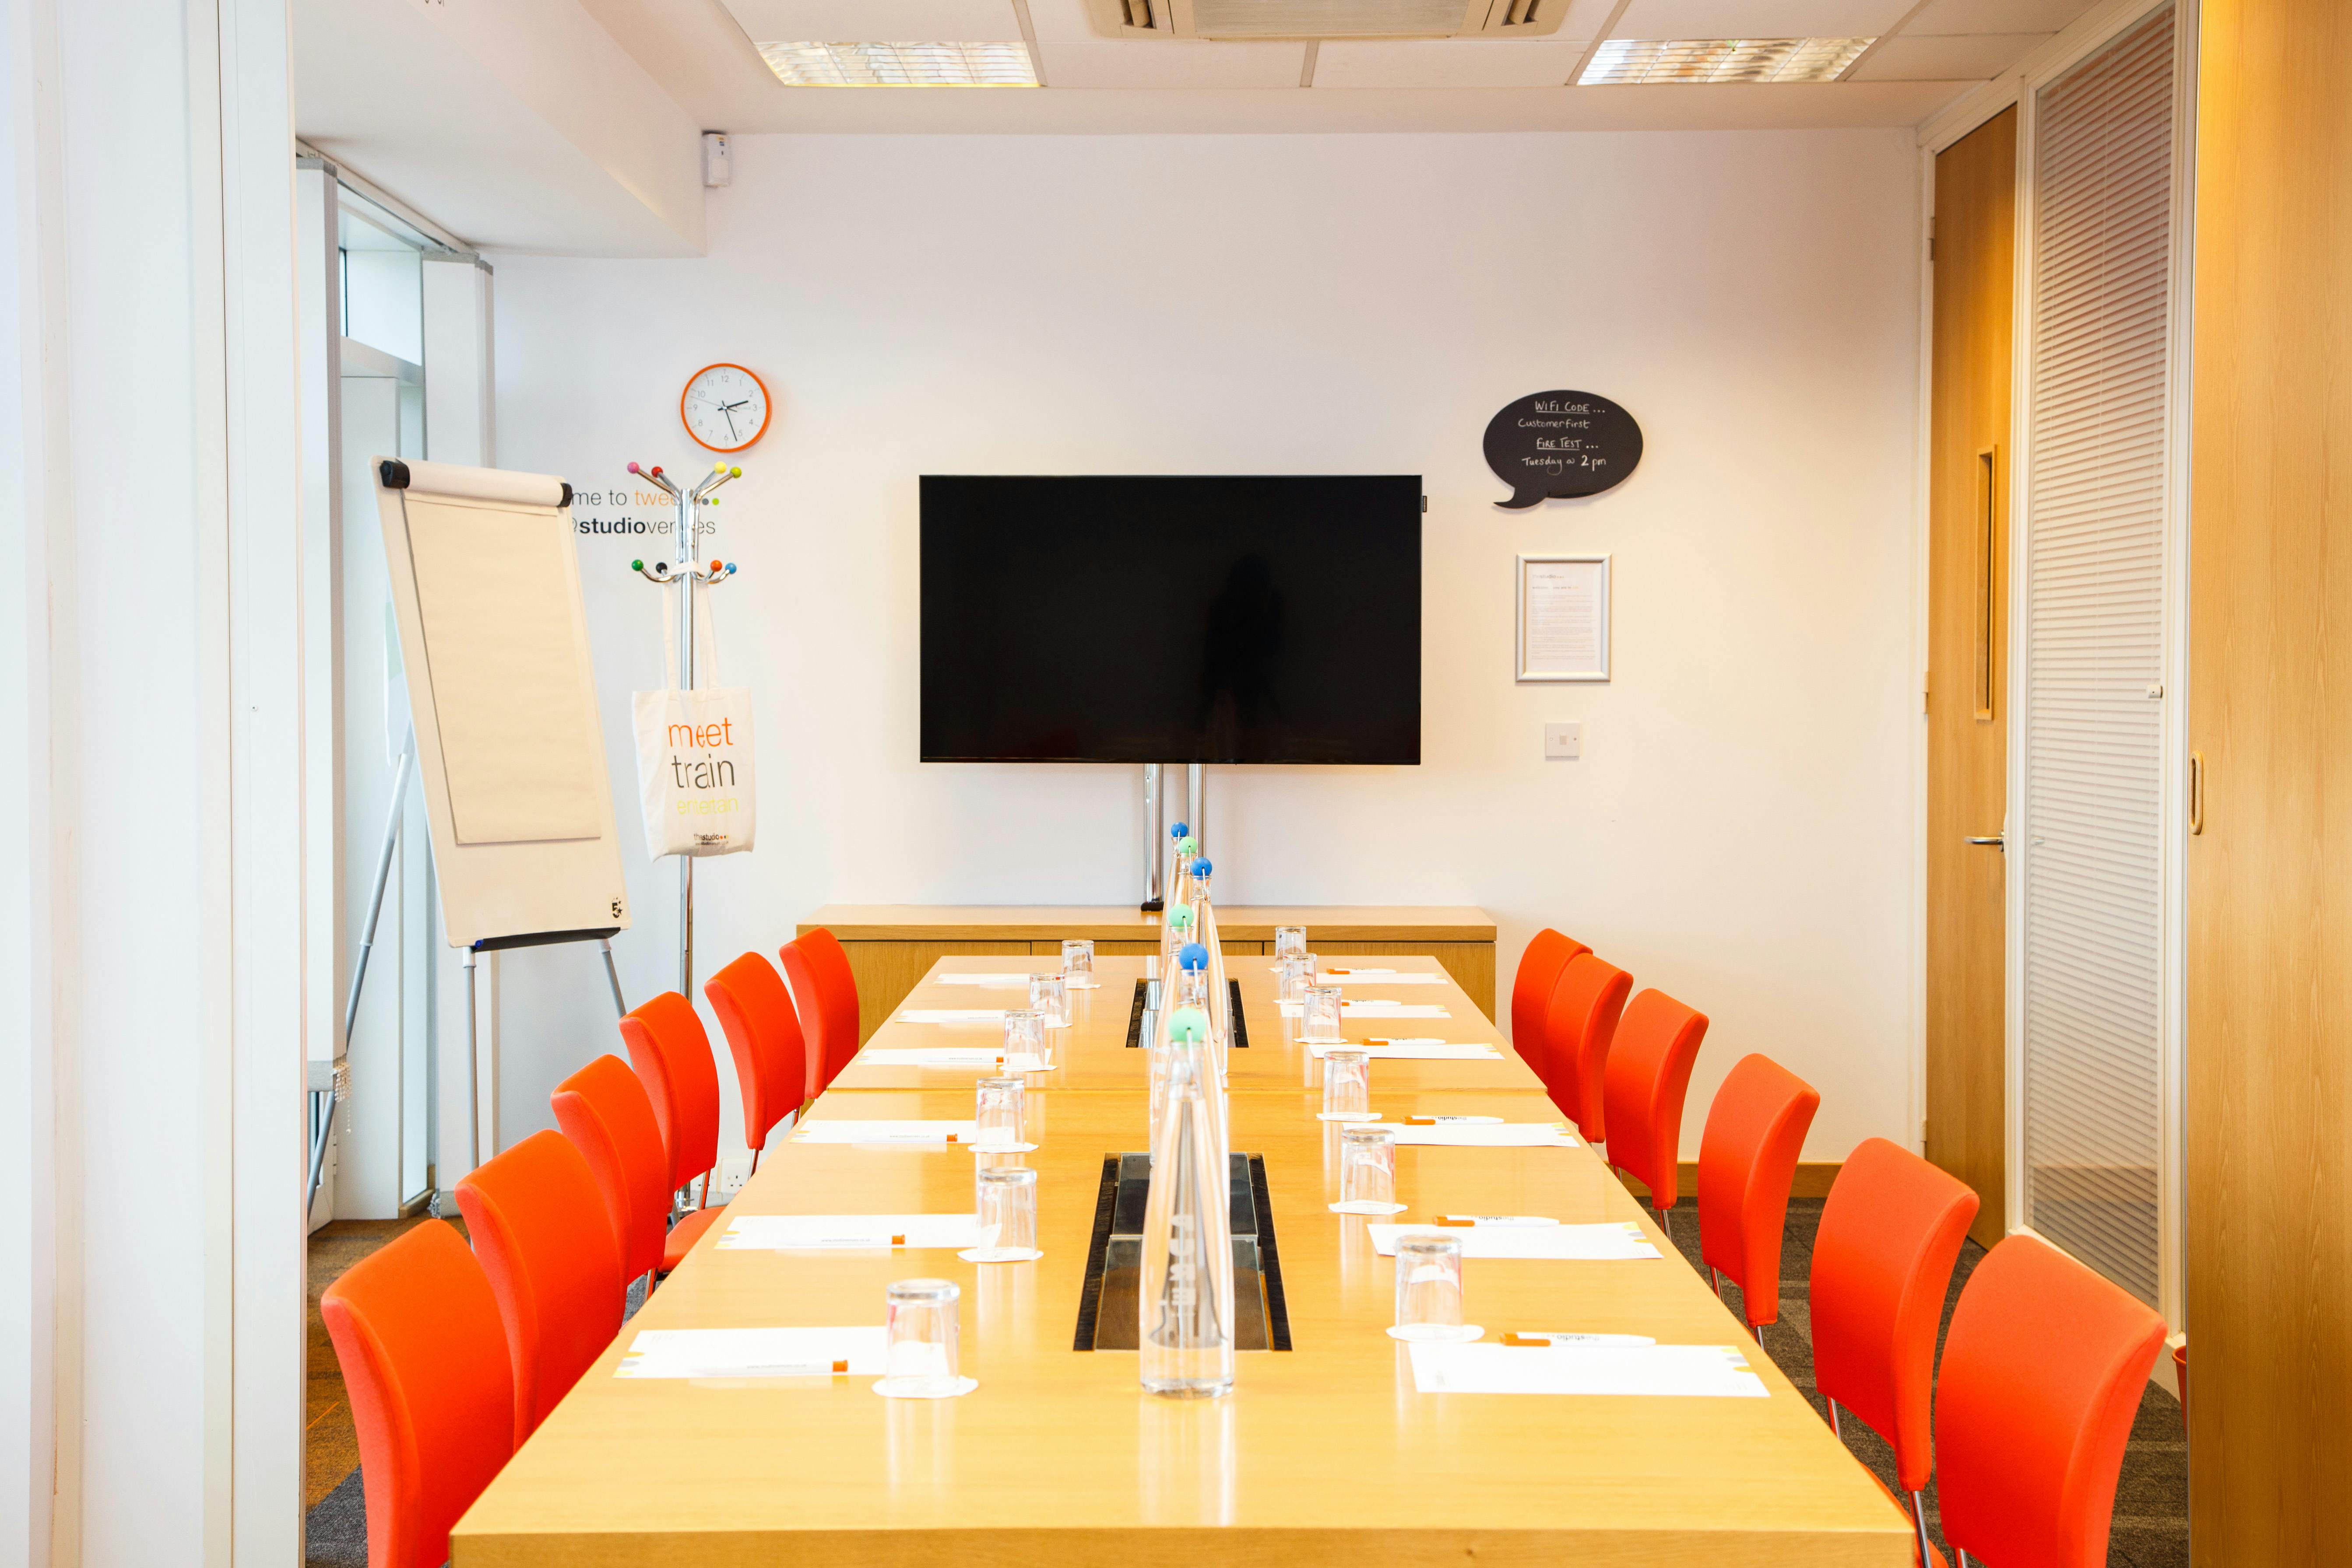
left=2019, top=4, right=2176, bottom=1308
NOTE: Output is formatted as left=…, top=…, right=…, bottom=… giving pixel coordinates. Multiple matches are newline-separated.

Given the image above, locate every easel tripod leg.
left=465, top=946, right=481, bottom=1173
left=601, top=937, right=627, bottom=1018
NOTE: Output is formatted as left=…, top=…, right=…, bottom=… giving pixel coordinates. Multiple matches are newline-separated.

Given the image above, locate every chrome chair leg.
left=1911, top=1490, right=1934, bottom=1568
left=1827, top=1398, right=1842, bottom=1438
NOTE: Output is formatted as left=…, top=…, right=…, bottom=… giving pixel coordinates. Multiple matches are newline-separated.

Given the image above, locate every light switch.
left=1544, top=722, right=1582, bottom=760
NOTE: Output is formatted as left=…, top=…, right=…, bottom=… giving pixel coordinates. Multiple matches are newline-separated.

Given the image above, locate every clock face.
left=681, top=363, right=771, bottom=453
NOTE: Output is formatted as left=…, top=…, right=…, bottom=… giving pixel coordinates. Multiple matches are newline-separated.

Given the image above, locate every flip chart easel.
left=370, top=457, right=635, bottom=1178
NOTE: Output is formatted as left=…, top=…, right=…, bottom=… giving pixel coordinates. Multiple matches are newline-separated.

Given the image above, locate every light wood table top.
left=827, top=955, right=1546, bottom=1095
left=801, top=904, right=1498, bottom=943
left=455, top=956, right=1910, bottom=1568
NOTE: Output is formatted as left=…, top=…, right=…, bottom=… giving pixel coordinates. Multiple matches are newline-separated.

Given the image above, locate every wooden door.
left=1925, top=108, right=2015, bottom=1250
left=2186, top=0, right=2352, bottom=1556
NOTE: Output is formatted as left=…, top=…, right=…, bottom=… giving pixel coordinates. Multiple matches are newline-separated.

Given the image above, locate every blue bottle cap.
left=1178, top=942, right=1209, bottom=970
left=1167, top=1006, right=1209, bottom=1044
left=1191, top=858, right=1213, bottom=878
left=1170, top=822, right=1190, bottom=838
left=1166, top=903, right=1193, bottom=930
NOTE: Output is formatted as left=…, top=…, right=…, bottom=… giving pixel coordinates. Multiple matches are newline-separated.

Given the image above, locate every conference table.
left=454, top=952, right=1913, bottom=1566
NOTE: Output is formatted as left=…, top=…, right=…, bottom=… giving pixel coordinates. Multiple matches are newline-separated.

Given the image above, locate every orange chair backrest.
left=1509, top=928, right=1589, bottom=1078
left=616, top=991, right=721, bottom=1192
left=705, top=950, right=809, bottom=1150
left=1541, top=953, right=1632, bottom=1142
left=550, top=1054, right=672, bottom=1285
left=454, top=1130, right=624, bottom=1440
left=1934, top=1234, right=2166, bottom=1568
left=320, top=1221, right=514, bottom=1568
left=1598, top=988, right=1708, bottom=1212
left=780, top=930, right=861, bottom=1097
left=1808, top=1137, right=1978, bottom=1493
left=1695, top=1053, right=1820, bottom=1330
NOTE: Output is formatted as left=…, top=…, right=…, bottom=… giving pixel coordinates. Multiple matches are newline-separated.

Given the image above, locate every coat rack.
left=628, top=459, right=741, bottom=997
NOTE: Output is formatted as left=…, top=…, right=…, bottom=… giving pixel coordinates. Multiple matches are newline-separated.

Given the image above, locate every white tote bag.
left=632, top=578, right=756, bottom=859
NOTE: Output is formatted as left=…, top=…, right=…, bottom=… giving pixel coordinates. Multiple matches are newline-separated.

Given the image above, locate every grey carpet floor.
left=1670, top=1196, right=2188, bottom=1568
left=306, top=1212, right=2189, bottom=1567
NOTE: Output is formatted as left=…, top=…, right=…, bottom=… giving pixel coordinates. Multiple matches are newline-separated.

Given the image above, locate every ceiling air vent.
left=1085, top=0, right=1565, bottom=40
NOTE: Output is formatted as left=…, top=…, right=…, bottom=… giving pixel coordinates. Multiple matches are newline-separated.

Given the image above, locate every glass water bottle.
left=1139, top=1045, right=1236, bottom=1399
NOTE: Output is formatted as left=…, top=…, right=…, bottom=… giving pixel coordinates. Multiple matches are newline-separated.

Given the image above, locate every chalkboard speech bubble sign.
left=1485, top=391, right=1643, bottom=508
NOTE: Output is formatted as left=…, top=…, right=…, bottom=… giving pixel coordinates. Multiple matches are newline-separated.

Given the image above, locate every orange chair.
left=619, top=991, right=722, bottom=1198
left=1541, top=953, right=1631, bottom=1143
left=455, top=1130, right=624, bottom=1440
left=552, top=1054, right=675, bottom=1289
left=616, top=991, right=730, bottom=1267
left=319, top=1221, right=514, bottom=1568
left=1599, top=988, right=1708, bottom=1225
left=1934, top=1234, right=2166, bottom=1568
left=1696, top=1053, right=1820, bottom=1337
left=780, top=929, right=861, bottom=1098
left=1809, top=1138, right=1979, bottom=1567
left=1509, top=928, right=1589, bottom=1082
left=706, top=950, right=810, bottom=1162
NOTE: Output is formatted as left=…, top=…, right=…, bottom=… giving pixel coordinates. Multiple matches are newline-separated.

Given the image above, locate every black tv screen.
left=920, top=475, right=1421, bottom=765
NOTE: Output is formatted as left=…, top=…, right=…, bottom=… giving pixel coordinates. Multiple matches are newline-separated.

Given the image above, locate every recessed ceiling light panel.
left=1579, top=36, right=1873, bottom=85
left=756, top=40, right=1039, bottom=86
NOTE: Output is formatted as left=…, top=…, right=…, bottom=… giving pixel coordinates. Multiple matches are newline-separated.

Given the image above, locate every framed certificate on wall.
left=1515, top=554, right=1610, bottom=682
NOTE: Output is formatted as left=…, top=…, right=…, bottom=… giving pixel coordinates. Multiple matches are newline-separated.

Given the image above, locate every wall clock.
left=680, top=363, right=771, bottom=453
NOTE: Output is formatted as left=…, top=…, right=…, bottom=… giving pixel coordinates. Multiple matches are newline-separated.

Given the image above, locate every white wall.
left=489, top=129, right=1921, bottom=1167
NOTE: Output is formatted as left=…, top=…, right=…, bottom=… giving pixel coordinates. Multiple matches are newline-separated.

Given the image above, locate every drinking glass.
left=1331, top=1125, right=1405, bottom=1214
left=1389, top=1233, right=1480, bottom=1342
left=962, top=1167, right=1041, bottom=1263
left=1301, top=984, right=1345, bottom=1044
left=1278, top=956, right=1313, bottom=1004
left=1273, top=926, right=1308, bottom=963
left=875, top=1279, right=972, bottom=1397
left=1318, top=1048, right=1374, bottom=1122
left=974, top=1075, right=1025, bottom=1150
left=1061, top=939, right=1096, bottom=988
left=1001, top=1009, right=1046, bottom=1067
left=1028, top=972, right=1070, bottom=1030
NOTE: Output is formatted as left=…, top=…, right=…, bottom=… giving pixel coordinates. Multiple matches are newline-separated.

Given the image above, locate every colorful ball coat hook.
left=1167, top=1006, right=1209, bottom=1044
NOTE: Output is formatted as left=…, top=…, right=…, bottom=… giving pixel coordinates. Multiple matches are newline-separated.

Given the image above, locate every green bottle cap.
left=1177, top=835, right=1199, bottom=856
left=1168, top=1006, right=1209, bottom=1044
left=1166, top=903, right=1193, bottom=930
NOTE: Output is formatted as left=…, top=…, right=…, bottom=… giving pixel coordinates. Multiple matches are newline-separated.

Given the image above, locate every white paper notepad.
left=1317, top=971, right=1445, bottom=985
left=894, top=1008, right=1009, bottom=1025
left=1278, top=1002, right=1451, bottom=1019
left=1408, top=1342, right=1768, bottom=1398
left=857, top=1048, right=1051, bottom=1072
left=1306, top=1039, right=1502, bottom=1061
left=791, top=1119, right=980, bottom=1147
left=718, top=1214, right=984, bottom=1251
left=617, top=1327, right=888, bottom=1379
left=931, top=973, right=1044, bottom=988
left=1368, top=1222, right=1661, bottom=1261
left=1390, top=1122, right=1578, bottom=1148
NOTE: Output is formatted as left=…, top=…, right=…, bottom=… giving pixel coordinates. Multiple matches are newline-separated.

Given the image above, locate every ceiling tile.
left=1849, top=30, right=2047, bottom=78
left=1024, top=0, right=1108, bottom=43
left=721, top=0, right=1024, bottom=44
left=1901, top=0, right=2105, bottom=34
left=1613, top=0, right=1915, bottom=38
left=1038, top=39, right=1309, bottom=86
left=1312, top=39, right=1589, bottom=86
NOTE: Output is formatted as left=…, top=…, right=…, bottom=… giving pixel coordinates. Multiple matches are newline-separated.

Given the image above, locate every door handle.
left=1966, top=835, right=2005, bottom=851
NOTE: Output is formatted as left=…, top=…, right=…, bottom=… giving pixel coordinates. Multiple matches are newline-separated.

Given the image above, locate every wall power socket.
left=1544, top=722, right=1583, bottom=760
left=713, top=1153, right=753, bottom=1200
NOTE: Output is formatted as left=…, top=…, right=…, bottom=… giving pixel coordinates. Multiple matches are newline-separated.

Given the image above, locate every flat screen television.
left=920, top=475, right=1421, bottom=765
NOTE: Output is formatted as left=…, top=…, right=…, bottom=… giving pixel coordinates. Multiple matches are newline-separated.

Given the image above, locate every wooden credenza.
left=797, top=904, right=1498, bottom=1042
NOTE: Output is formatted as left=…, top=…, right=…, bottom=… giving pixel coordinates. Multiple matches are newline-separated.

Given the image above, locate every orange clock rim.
left=681, top=362, right=772, bottom=453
